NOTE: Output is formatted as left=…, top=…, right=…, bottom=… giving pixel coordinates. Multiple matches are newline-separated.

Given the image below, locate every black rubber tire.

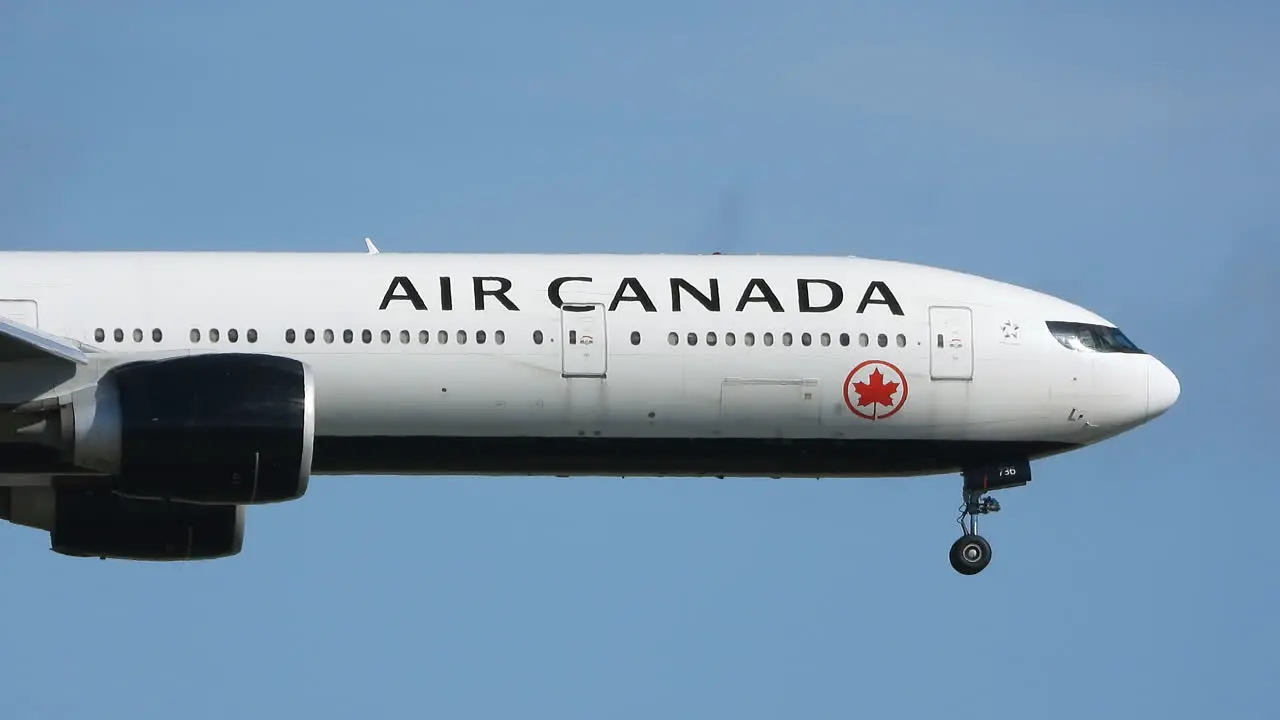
left=949, top=534, right=992, bottom=575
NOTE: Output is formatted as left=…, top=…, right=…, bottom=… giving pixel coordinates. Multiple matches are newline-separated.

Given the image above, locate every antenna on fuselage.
left=364, top=237, right=380, bottom=255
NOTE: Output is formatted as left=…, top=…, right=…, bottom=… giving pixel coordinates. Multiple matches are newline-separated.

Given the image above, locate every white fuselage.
left=0, top=251, right=1179, bottom=479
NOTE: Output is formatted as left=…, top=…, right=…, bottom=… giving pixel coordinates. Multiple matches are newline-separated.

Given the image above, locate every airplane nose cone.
left=1146, top=357, right=1181, bottom=420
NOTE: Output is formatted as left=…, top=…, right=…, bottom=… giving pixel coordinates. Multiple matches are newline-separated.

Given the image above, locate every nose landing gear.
left=950, top=491, right=998, bottom=575
left=950, top=461, right=1032, bottom=576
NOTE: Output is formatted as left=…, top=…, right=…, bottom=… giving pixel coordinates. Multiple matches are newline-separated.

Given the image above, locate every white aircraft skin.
left=0, top=250, right=1180, bottom=573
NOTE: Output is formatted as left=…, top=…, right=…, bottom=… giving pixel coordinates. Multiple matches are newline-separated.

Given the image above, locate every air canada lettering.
left=379, top=275, right=904, bottom=315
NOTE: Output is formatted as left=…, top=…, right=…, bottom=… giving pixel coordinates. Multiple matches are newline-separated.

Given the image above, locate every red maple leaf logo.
left=854, top=368, right=899, bottom=409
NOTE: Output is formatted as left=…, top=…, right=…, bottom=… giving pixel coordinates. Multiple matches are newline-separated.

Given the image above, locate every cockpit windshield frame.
left=1045, top=321, right=1145, bottom=355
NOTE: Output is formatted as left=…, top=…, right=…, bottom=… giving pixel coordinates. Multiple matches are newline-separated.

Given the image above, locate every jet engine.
left=62, top=353, right=315, bottom=505
left=1, top=487, right=244, bottom=561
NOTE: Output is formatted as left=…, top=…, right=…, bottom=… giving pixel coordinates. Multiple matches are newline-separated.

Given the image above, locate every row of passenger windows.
left=287, top=328, right=509, bottom=346
left=94, top=328, right=260, bottom=344
left=93, top=327, right=908, bottom=349
left=662, top=331, right=907, bottom=348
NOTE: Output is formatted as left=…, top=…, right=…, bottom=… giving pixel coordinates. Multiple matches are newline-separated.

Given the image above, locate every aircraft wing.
left=0, top=317, right=90, bottom=365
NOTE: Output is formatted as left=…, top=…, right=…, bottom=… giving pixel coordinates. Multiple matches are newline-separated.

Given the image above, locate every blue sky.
left=2, top=1, right=1277, bottom=717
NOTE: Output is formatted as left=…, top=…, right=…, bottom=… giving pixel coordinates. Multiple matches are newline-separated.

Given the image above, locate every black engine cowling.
left=64, top=353, right=315, bottom=504
left=53, top=489, right=244, bottom=560
left=1, top=487, right=244, bottom=561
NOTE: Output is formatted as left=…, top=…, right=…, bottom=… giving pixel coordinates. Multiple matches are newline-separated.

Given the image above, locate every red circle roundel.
left=843, top=360, right=909, bottom=420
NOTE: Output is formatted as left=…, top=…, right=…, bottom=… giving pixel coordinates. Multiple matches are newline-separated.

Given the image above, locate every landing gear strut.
left=950, top=490, right=998, bottom=575
left=950, top=461, right=1032, bottom=576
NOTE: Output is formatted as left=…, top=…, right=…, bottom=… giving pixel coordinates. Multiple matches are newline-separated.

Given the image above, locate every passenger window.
left=305, top=329, right=316, bottom=344
left=763, top=332, right=774, bottom=347
left=152, top=329, right=163, bottom=343
left=821, top=332, right=831, bottom=347
left=896, top=334, right=907, bottom=348
left=285, top=329, right=295, bottom=344
left=381, top=330, right=392, bottom=344
left=937, top=334, right=944, bottom=348
left=801, top=332, right=811, bottom=346
left=190, top=329, right=201, bottom=343
left=726, top=332, right=736, bottom=346
left=228, top=329, right=240, bottom=343
left=744, top=332, right=755, bottom=346
left=345, top=330, right=355, bottom=344
left=687, top=332, right=698, bottom=346
left=476, top=330, right=487, bottom=344
left=495, top=330, right=506, bottom=345
left=438, top=330, right=449, bottom=345
left=840, top=332, right=850, bottom=347
left=363, top=330, right=373, bottom=344
left=668, top=332, right=678, bottom=346
left=132, top=329, right=143, bottom=342
left=418, top=330, right=429, bottom=344
left=631, top=331, right=641, bottom=345
left=114, top=329, right=124, bottom=342
left=859, top=333, right=869, bottom=347
left=877, top=334, right=888, bottom=348
left=401, top=330, right=412, bottom=344
left=533, top=330, right=544, bottom=345
left=210, top=329, right=221, bottom=343
left=94, top=329, right=105, bottom=343
left=321, top=329, right=332, bottom=344
left=782, top=332, right=793, bottom=347
left=707, top=332, right=717, bottom=346
left=457, top=330, right=467, bottom=344
left=247, top=329, right=258, bottom=343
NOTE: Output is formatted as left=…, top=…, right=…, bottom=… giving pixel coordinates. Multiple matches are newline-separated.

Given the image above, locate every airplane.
left=0, top=248, right=1179, bottom=575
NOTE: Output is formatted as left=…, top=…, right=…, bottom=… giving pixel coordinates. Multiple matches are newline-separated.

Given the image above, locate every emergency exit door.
left=561, top=303, right=607, bottom=378
left=0, top=300, right=38, bottom=328
left=929, top=306, right=973, bottom=381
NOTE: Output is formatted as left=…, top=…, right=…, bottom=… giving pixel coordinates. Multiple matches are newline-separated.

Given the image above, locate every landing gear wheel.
left=949, top=534, right=991, bottom=575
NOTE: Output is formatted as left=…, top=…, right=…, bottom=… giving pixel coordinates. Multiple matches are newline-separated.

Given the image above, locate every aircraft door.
left=0, top=300, right=39, bottom=328
left=929, top=306, right=973, bottom=381
left=561, top=303, right=607, bottom=378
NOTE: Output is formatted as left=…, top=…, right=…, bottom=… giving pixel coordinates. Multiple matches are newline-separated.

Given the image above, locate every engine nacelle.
left=1, top=487, right=244, bottom=561
left=962, top=459, right=1032, bottom=492
left=63, top=353, right=315, bottom=504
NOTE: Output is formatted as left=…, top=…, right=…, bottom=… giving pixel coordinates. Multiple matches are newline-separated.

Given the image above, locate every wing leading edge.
left=0, top=317, right=90, bottom=364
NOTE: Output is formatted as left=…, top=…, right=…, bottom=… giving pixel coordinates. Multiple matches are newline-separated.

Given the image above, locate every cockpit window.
left=1046, top=321, right=1144, bottom=354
